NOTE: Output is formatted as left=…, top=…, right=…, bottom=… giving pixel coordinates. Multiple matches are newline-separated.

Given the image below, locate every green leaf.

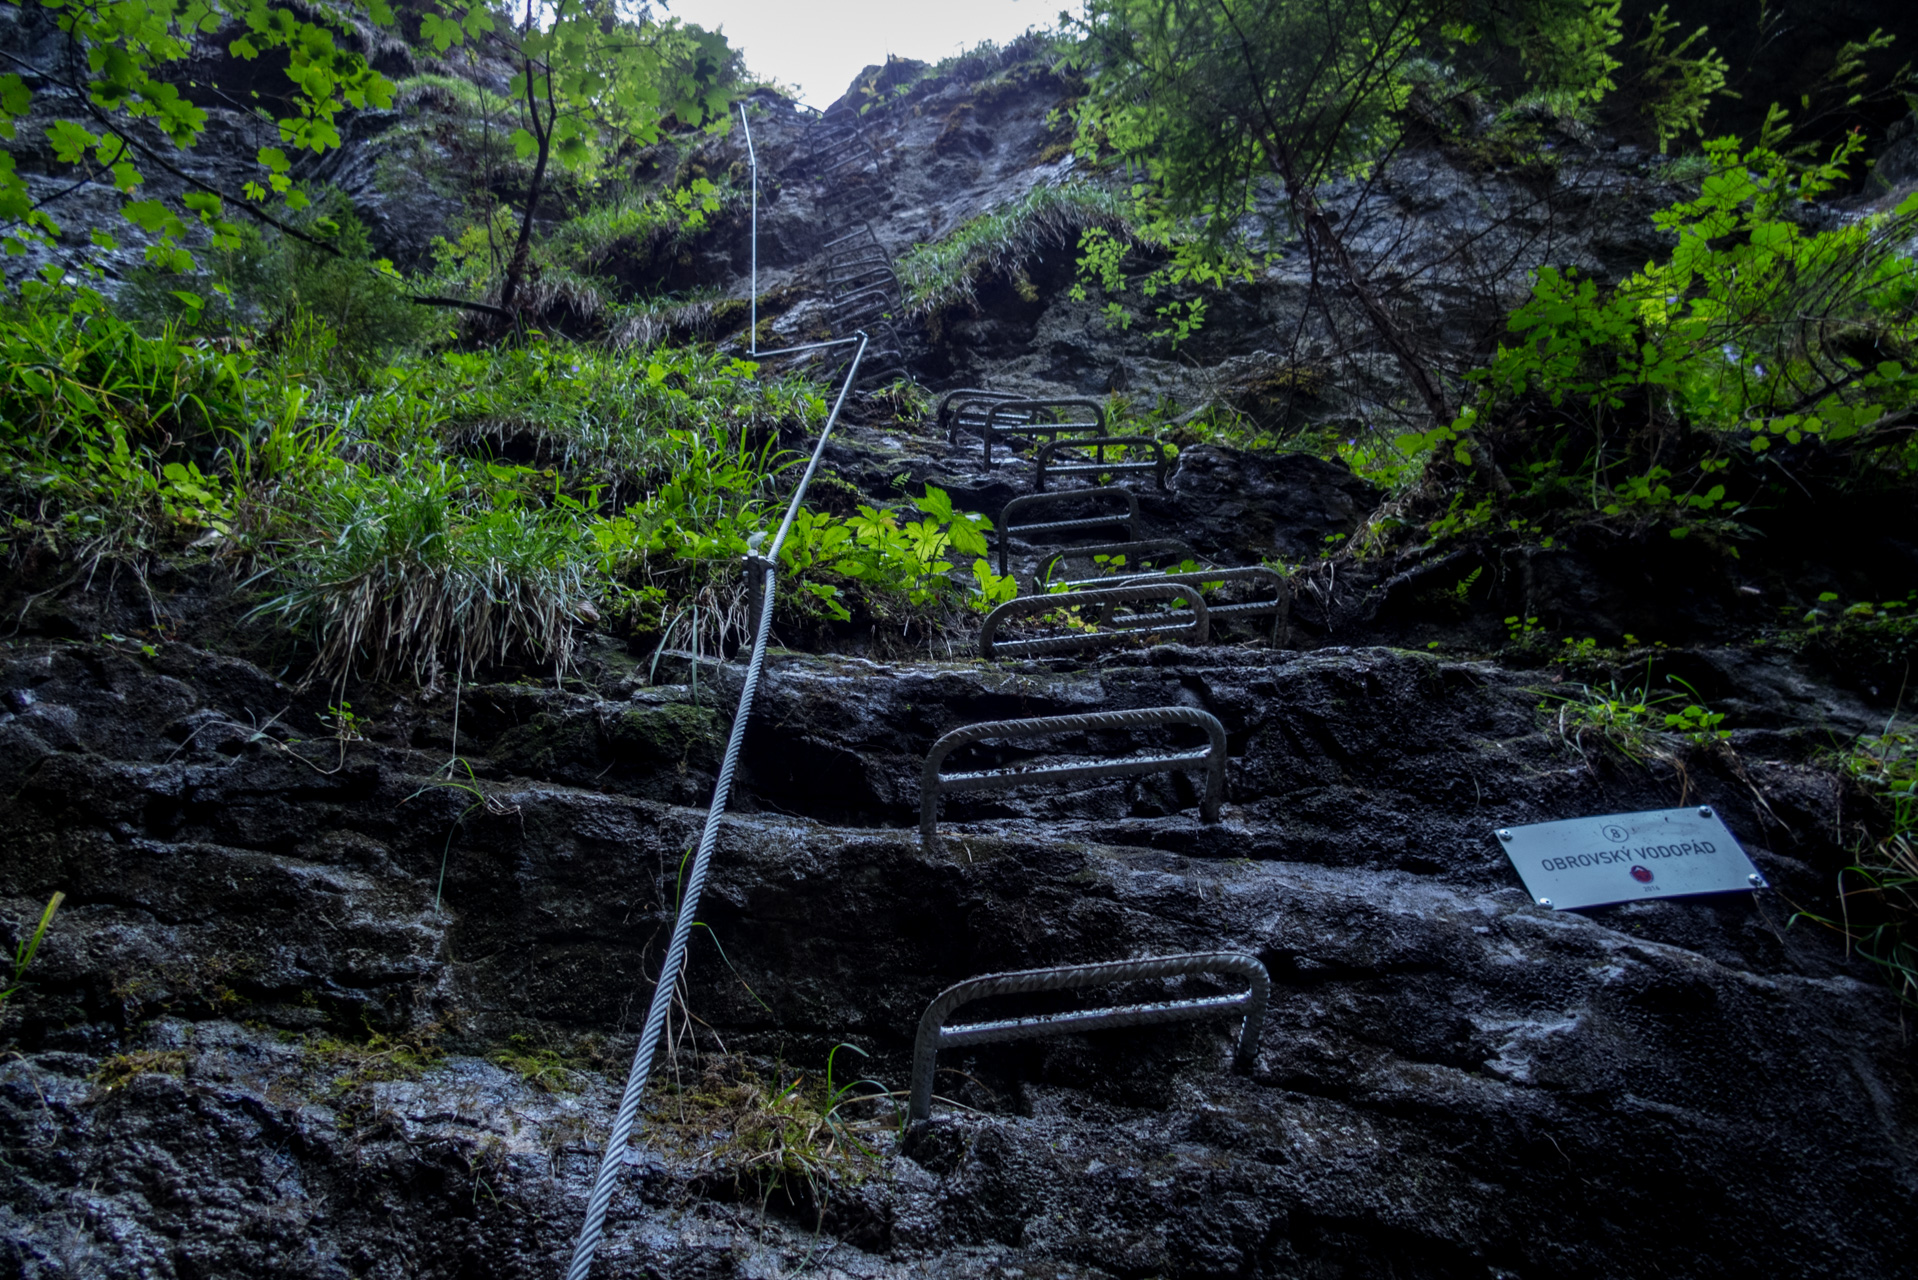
left=122, top=199, right=184, bottom=235
left=46, top=120, right=100, bottom=163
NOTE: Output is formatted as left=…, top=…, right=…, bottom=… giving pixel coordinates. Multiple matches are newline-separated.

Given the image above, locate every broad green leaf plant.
left=1, top=0, right=399, bottom=266
left=1404, top=118, right=1918, bottom=538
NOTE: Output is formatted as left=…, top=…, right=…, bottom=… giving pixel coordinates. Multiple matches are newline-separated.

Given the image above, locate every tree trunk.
left=500, top=55, right=550, bottom=313
left=1267, top=137, right=1451, bottom=425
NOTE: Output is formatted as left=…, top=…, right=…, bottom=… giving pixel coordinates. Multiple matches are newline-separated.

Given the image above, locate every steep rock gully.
left=2, top=400, right=1915, bottom=1280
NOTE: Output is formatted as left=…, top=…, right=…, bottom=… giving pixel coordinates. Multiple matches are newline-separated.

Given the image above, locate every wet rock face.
left=3, top=32, right=1917, bottom=1280
left=2, top=622, right=1914, bottom=1278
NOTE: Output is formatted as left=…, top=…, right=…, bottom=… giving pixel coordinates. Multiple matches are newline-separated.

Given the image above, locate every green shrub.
left=120, top=202, right=448, bottom=383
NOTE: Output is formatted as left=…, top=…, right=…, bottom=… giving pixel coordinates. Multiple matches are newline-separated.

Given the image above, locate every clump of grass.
left=304, top=1026, right=446, bottom=1096
left=256, top=459, right=599, bottom=691
left=652, top=1045, right=898, bottom=1216
left=1800, top=725, right=1918, bottom=1002
left=1537, top=671, right=1730, bottom=799
left=545, top=179, right=735, bottom=274
left=895, top=183, right=1131, bottom=315
left=1, top=891, right=64, bottom=1023
left=393, top=72, right=518, bottom=118
left=489, top=1033, right=587, bottom=1093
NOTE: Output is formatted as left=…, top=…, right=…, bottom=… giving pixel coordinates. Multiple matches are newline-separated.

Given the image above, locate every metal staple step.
left=908, top=951, right=1270, bottom=1125
left=974, top=397, right=1106, bottom=466
left=1035, top=435, right=1170, bottom=491
left=919, top=705, right=1228, bottom=853
left=994, top=489, right=1142, bottom=577
left=978, top=581, right=1209, bottom=660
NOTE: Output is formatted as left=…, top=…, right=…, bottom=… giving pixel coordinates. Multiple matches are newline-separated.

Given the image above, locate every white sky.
left=660, top=0, right=1070, bottom=107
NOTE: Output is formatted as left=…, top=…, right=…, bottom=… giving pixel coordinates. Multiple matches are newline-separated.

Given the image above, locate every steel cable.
left=563, top=333, right=868, bottom=1280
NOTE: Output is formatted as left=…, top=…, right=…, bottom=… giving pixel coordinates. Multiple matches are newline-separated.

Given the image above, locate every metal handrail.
left=919, top=705, right=1228, bottom=853
left=978, top=582, right=1208, bottom=660
left=737, top=102, right=758, bottom=354
left=1035, top=435, right=1170, bottom=492
left=995, top=488, right=1141, bottom=577
left=564, top=333, right=870, bottom=1280
left=908, top=951, right=1269, bottom=1124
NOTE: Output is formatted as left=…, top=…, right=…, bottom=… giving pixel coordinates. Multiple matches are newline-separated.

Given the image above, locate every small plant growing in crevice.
left=490, top=1033, right=587, bottom=1093
left=652, top=1044, right=900, bottom=1221
left=1537, top=671, right=1732, bottom=798
left=1797, top=724, right=1918, bottom=1002
left=91, top=1049, right=190, bottom=1090
left=1, top=891, right=64, bottom=1025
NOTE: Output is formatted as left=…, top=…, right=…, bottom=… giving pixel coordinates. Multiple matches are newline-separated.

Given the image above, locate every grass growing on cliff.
left=0, top=277, right=1010, bottom=689
left=896, top=183, right=1131, bottom=315
left=1801, top=726, right=1918, bottom=1002
left=650, top=1045, right=899, bottom=1217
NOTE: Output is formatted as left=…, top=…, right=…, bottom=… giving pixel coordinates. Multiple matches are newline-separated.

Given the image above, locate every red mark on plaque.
left=1630, top=866, right=1654, bottom=883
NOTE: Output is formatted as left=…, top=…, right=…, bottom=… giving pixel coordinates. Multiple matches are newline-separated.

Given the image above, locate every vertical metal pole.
left=737, top=101, right=758, bottom=356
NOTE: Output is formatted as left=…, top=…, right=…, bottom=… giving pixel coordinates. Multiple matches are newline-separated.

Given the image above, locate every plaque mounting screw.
left=1497, top=829, right=1513, bottom=842
left=1537, top=897, right=1553, bottom=908
left=1698, top=806, right=1713, bottom=818
left=1748, top=872, right=1767, bottom=888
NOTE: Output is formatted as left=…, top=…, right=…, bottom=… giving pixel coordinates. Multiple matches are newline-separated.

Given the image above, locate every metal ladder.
left=794, top=104, right=911, bottom=386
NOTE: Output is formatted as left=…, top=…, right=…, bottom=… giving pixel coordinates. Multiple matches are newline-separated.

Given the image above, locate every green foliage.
left=1539, top=671, right=1730, bottom=771
left=1400, top=127, right=1918, bottom=541
left=1, top=0, right=398, bottom=262
left=657, top=1044, right=897, bottom=1212
left=545, top=178, right=731, bottom=273
left=1064, top=0, right=1732, bottom=347
left=256, top=457, right=601, bottom=689
left=1799, top=726, right=1918, bottom=1002
left=1629, top=5, right=1731, bottom=152
left=896, top=183, right=1130, bottom=315
left=123, top=204, right=447, bottom=381
left=0, top=277, right=1000, bottom=683
left=490, top=1033, right=586, bottom=1092
left=416, top=0, right=741, bottom=306
left=0, top=283, right=267, bottom=559
left=1, top=891, right=64, bottom=1019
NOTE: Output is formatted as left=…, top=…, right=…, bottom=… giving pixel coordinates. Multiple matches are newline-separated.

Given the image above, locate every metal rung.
left=979, top=582, right=1209, bottom=660
left=989, top=421, right=1100, bottom=439
left=821, top=259, right=885, bottom=281
left=920, top=705, right=1227, bottom=854
left=995, top=489, right=1141, bottom=577
left=986, top=398, right=1106, bottom=427
left=939, top=389, right=1028, bottom=442
left=823, top=225, right=882, bottom=250
left=1031, top=540, right=1201, bottom=588
left=1044, top=564, right=1289, bottom=643
left=907, top=951, right=1268, bottom=1124
left=830, top=281, right=899, bottom=305
left=831, top=293, right=899, bottom=317
left=1035, top=436, right=1170, bottom=492
left=939, top=747, right=1214, bottom=791
left=976, top=398, right=1107, bottom=468
left=823, top=259, right=893, bottom=279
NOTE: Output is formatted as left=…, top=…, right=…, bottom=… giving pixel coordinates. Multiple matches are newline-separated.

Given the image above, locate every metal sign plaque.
left=1496, top=806, right=1767, bottom=910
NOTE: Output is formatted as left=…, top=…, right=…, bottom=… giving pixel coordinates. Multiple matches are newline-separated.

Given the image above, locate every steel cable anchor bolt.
left=742, top=539, right=776, bottom=628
